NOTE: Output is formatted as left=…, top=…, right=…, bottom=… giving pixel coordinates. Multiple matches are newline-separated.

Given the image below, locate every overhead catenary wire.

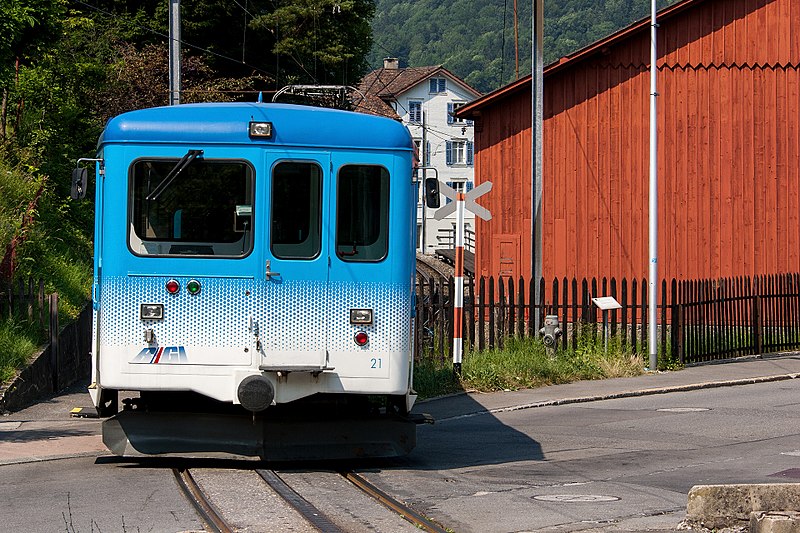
left=70, top=0, right=317, bottom=84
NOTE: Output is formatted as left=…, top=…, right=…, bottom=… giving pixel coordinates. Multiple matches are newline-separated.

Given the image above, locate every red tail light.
left=354, top=332, right=368, bottom=346
left=166, top=279, right=180, bottom=294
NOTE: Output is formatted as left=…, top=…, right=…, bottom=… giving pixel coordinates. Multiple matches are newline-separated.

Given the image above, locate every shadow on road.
left=398, top=392, right=544, bottom=470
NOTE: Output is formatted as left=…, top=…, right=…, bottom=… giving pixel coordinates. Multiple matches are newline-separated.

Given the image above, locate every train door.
left=256, top=154, right=331, bottom=371
left=326, top=155, right=397, bottom=381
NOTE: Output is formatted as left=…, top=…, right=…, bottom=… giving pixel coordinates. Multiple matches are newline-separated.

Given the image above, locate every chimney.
left=383, top=58, right=399, bottom=70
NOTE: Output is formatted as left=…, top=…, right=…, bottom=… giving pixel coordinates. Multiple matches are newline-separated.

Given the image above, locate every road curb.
left=686, top=484, right=800, bottom=530
left=437, top=372, right=800, bottom=422
left=750, top=511, right=800, bottom=533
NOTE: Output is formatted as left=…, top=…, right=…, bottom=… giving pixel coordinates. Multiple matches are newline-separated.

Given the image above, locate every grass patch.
left=0, top=316, right=46, bottom=384
left=413, top=359, right=464, bottom=399
left=414, top=332, right=645, bottom=399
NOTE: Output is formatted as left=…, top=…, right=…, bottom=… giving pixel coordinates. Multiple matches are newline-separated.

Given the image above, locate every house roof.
left=353, top=65, right=482, bottom=120
left=455, top=0, right=708, bottom=119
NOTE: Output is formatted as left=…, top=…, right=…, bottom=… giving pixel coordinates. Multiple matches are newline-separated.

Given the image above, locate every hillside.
left=369, top=0, right=680, bottom=94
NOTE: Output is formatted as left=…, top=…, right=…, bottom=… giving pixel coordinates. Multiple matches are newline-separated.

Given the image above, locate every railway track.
left=173, top=466, right=449, bottom=533
left=416, top=253, right=454, bottom=286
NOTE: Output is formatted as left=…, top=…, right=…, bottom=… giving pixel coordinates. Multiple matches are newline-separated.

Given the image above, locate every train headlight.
left=354, top=331, right=369, bottom=346
left=248, top=121, right=273, bottom=138
left=349, top=308, right=373, bottom=325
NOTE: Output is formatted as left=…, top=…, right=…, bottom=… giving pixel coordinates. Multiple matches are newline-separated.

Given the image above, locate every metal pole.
left=169, top=0, right=181, bottom=105
left=531, top=0, right=544, bottom=331
left=421, top=111, right=427, bottom=253
left=648, top=0, right=659, bottom=370
left=453, top=192, right=465, bottom=375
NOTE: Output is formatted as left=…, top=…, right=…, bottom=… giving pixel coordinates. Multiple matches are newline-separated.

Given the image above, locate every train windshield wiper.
left=146, top=149, right=203, bottom=201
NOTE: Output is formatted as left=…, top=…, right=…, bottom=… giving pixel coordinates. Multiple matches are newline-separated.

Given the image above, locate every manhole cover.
left=533, top=494, right=620, bottom=503
left=656, top=407, right=710, bottom=413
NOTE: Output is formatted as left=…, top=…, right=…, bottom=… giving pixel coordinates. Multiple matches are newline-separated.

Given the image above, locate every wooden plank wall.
left=473, top=0, right=800, bottom=282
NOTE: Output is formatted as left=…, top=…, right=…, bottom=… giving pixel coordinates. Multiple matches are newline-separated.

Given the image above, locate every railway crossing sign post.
left=434, top=181, right=492, bottom=374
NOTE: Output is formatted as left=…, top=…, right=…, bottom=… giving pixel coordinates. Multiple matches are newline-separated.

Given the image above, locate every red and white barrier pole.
left=453, top=191, right=465, bottom=375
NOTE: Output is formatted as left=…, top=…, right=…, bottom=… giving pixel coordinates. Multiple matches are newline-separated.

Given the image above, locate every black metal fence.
left=415, top=272, right=800, bottom=365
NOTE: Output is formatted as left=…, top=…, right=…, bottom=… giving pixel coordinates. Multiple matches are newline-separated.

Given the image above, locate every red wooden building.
left=457, top=0, right=800, bottom=283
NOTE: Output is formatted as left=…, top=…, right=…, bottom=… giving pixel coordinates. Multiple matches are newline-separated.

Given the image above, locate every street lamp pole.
left=648, top=0, right=659, bottom=370
left=531, top=0, right=544, bottom=332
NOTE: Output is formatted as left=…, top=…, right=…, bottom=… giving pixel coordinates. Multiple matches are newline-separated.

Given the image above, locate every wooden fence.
left=1, top=277, right=47, bottom=325
left=414, top=273, right=800, bottom=365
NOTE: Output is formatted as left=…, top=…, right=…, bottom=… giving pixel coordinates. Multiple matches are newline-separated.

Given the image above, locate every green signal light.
left=186, top=279, right=202, bottom=295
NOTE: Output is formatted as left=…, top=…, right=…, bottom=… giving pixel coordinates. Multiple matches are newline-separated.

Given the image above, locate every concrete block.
left=686, top=484, right=800, bottom=530
left=750, top=511, right=800, bottom=533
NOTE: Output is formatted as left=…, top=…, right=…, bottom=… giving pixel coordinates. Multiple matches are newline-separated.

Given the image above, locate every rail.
left=175, top=467, right=452, bottom=532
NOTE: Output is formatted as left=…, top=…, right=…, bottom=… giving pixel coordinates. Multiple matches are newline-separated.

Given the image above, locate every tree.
left=94, top=43, right=268, bottom=123
left=0, top=0, right=66, bottom=141
left=369, top=0, right=681, bottom=94
left=72, top=0, right=376, bottom=91
left=251, top=0, right=375, bottom=87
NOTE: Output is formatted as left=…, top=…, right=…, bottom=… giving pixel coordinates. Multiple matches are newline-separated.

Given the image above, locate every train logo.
left=131, top=346, right=188, bottom=364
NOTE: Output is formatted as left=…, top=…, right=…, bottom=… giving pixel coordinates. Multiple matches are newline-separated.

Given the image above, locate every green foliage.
left=76, top=0, right=376, bottom=89
left=0, top=0, right=66, bottom=90
left=370, top=0, right=681, bottom=93
left=413, top=358, right=463, bottom=399
left=414, top=333, right=644, bottom=399
left=252, top=0, right=375, bottom=86
left=0, top=161, right=42, bottom=251
left=0, top=316, right=44, bottom=384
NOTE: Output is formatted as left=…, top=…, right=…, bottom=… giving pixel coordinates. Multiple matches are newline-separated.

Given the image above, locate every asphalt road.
left=375, top=379, right=800, bottom=532
left=1, top=358, right=799, bottom=532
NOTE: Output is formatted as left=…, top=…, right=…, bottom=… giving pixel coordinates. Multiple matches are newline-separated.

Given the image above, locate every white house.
left=355, top=59, right=481, bottom=254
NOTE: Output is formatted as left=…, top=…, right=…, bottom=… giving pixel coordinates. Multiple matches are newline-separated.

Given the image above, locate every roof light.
left=166, top=279, right=180, bottom=294
left=249, top=121, right=273, bottom=138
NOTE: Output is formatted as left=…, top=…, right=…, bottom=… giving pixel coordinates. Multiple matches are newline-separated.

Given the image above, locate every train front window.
left=129, top=158, right=254, bottom=257
left=270, top=162, right=322, bottom=259
left=336, top=165, right=389, bottom=262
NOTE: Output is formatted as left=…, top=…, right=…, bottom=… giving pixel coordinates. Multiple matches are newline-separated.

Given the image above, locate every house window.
left=429, top=78, right=446, bottom=94
left=408, top=100, right=422, bottom=123
left=445, top=180, right=473, bottom=204
left=447, top=102, right=474, bottom=126
left=445, top=140, right=474, bottom=166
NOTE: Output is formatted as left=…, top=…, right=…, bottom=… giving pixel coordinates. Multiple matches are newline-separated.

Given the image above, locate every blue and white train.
left=76, top=101, right=421, bottom=459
